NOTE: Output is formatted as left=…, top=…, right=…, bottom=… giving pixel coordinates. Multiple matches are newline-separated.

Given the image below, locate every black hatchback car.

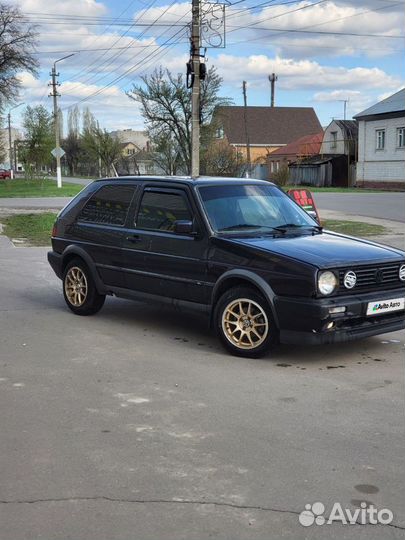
left=48, top=176, right=405, bottom=357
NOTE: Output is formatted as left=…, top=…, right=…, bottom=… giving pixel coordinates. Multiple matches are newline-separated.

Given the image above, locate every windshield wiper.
left=219, top=223, right=278, bottom=232
left=273, top=223, right=323, bottom=233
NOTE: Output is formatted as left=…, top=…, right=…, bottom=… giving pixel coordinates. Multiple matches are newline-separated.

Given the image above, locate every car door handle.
left=126, top=234, right=141, bottom=244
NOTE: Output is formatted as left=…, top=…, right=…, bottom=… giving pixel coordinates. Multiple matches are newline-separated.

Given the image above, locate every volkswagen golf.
left=48, top=176, right=405, bottom=358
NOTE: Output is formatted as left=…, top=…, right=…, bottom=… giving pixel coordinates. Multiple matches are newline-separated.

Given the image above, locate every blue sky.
left=7, top=0, right=405, bottom=132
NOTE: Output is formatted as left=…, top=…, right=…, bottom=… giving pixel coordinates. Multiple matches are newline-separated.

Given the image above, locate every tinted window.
left=199, top=184, right=316, bottom=232
left=137, top=191, right=192, bottom=231
left=79, top=185, right=135, bottom=226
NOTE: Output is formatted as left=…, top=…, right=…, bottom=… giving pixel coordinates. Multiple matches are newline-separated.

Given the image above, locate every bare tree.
left=127, top=66, right=231, bottom=174
left=149, top=127, right=182, bottom=175
left=202, top=140, right=247, bottom=177
left=0, top=4, right=39, bottom=104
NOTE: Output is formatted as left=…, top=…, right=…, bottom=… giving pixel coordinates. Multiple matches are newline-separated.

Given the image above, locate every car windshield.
left=198, top=184, right=318, bottom=233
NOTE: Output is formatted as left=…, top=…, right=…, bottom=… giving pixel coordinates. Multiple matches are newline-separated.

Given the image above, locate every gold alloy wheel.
left=64, top=267, right=88, bottom=307
left=221, top=298, right=269, bottom=350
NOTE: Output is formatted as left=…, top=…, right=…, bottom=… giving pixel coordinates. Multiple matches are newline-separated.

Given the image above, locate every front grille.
left=338, top=263, right=404, bottom=294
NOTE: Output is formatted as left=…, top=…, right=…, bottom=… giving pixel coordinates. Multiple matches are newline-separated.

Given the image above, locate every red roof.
left=269, top=132, right=324, bottom=157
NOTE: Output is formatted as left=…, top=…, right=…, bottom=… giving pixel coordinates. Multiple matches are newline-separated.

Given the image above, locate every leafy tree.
left=127, top=66, right=231, bottom=174
left=63, top=132, right=82, bottom=176
left=82, top=125, right=122, bottom=176
left=20, top=105, right=53, bottom=175
left=63, top=106, right=82, bottom=176
left=0, top=4, right=39, bottom=103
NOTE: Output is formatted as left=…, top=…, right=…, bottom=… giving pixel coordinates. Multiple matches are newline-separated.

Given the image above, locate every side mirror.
left=173, top=219, right=194, bottom=235
left=307, top=210, right=321, bottom=224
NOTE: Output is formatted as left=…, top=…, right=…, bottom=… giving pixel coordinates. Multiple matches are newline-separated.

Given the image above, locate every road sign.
left=51, top=147, right=65, bottom=159
left=287, top=188, right=321, bottom=224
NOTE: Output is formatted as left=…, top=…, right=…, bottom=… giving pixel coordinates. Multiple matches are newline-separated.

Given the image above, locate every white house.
left=354, top=89, right=405, bottom=189
left=320, top=120, right=358, bottom=156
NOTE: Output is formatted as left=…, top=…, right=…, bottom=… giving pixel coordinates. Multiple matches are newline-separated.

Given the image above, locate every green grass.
left=0, top=179, right=82, bottom=198
left=323, top=219, right=388, bottom=237
left=0, top=213, right=389, bottom=247
left=1, top=213, right=57, bottom=246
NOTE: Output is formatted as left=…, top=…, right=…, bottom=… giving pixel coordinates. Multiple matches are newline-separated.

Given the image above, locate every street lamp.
left=8, top=103, right=24, bottom=179
left=50, top=53, right=75, bottom=188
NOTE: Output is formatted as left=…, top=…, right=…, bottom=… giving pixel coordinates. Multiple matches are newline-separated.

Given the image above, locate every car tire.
left=214, top=286, right=278, bottom=358
left=62, top=258, right=105, bottom=316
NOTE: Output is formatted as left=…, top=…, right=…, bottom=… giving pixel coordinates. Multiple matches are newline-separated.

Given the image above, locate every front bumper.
left=275, top=287, right=405, bottom=345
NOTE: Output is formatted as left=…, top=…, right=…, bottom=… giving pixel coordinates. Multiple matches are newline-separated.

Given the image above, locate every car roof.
left=95, top=175, right=276, bottom=188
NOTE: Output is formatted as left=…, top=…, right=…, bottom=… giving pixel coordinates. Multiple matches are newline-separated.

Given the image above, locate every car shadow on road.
left=100, top=296, right=402, bottom=366
left=19, top=286, right=403, bottom=366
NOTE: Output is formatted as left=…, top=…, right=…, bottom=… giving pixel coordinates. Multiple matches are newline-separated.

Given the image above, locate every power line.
left=66, top=0, right=161, bottom=85
left=228, top=0, right=405, bottom=39
left=228, top=0, right=330, bottom=32
left=31, top=42, right=189, bottom=55
left=61, top=28, right=189, bottom=111
left=61, top=8, right=190, bottom=112
left=68, top=0, right=184, bottom=91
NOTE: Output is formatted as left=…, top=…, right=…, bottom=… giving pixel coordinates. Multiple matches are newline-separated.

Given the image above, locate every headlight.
left=318, top=271, right=338, bottom=296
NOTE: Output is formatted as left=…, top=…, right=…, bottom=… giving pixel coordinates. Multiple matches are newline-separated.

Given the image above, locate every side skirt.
left=108, top=286, right=211, bottom=317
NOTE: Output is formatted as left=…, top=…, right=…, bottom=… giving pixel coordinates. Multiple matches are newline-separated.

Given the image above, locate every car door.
left=70, top=183, right=137, bottom=288
left=121, top=184, right=211, bottom=304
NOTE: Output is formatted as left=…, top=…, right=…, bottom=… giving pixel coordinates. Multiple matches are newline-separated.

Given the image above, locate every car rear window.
left=78, top=185, right=135, bottom=226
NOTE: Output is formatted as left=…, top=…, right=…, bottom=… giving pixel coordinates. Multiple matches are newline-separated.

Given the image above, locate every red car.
left=0, top=169, right=11, bottom=179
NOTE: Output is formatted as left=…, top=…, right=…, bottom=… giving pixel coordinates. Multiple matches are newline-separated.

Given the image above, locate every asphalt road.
left=313, top=192, right=405, bottom=223
left=0, top=240, right=404, bottom=540
left=1, top=181, right=404, bottom=222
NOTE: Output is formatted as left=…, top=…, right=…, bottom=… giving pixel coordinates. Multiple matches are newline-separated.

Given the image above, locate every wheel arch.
left=61, top=245, right=107, bottom=294
left=210, top=270, right=279, bottom=328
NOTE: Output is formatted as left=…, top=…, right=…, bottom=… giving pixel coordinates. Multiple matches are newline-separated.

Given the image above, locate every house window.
left=215, top=126, right=224, bottom=139
left=397, top=127, right=405, bottom=148
left=376, top=129, right=385, bottom=150
left=331, top=131, right=338, bottom=149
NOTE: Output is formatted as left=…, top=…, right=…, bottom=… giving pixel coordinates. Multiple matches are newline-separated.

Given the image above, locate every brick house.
left=212, top=106, right=322, bottom=165
left=267, top=132, right=323, bottom=175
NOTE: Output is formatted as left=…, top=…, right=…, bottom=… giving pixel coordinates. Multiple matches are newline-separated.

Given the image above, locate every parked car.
left=0, top=169, right=11, bottom=179
left=48, top=177, right=405, bottom=358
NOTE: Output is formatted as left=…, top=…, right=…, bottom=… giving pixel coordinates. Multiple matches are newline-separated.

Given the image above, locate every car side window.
left=78, top=185, right=135, bottom=226
left=136, top=190, right=192, bottom=232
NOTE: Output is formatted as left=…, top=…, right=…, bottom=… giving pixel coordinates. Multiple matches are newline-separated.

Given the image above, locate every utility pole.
left=7, top=113, right=12, bottom=178
left=191, top=0, right=201, bottom=178
left=339, top=99, right=349, bottom=120
left=269, top=73, right=278, bottom=107
left=242, top=81, right=251, bottom=178
left=49, top=53, right=74, bottom=188
left=7, top=103, right=24, bottom=179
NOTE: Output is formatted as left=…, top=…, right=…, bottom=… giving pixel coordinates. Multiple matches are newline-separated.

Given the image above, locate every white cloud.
left=225, top=0, right=404, bottom=59
left=214, top=54, right=400, bottom=91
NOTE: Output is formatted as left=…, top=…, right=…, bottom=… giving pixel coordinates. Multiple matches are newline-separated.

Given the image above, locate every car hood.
left=221, top=231, right=405, bottom=268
